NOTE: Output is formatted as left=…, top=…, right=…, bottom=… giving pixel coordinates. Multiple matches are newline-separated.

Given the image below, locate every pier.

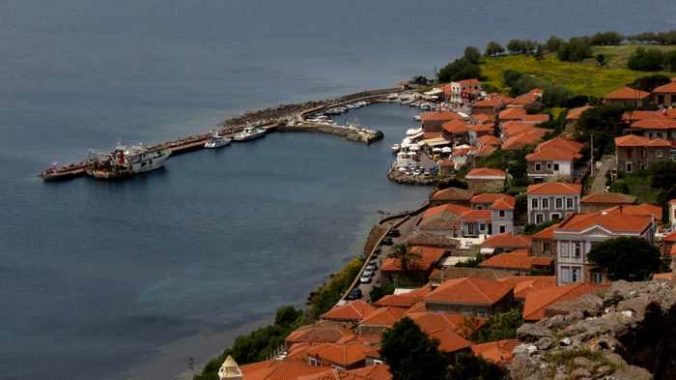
left=39, top=87, right=403, bottom=182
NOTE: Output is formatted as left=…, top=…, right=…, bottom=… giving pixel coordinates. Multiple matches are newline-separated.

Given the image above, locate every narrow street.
left=590, top=155, right=615, bottom=194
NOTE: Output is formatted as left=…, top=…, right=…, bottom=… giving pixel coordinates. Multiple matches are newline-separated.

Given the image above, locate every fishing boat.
left=86, top=144, right=171, bottom=179
left=204, top=133, right=232, bottom=149
left=233, top=126, right=266, bottom=142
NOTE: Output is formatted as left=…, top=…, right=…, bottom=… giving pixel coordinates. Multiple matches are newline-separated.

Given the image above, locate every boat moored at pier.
left=204, top=134, right=232, bottom=149
left=233, top=126, right=266, bottom=142
left=86, top=144, right=171, bottom=179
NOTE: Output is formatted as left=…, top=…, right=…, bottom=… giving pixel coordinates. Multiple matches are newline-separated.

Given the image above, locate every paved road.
left=590, top=155, right=615, bottom=194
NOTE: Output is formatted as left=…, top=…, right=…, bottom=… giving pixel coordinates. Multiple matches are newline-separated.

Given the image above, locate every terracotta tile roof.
left=527, top=182, right=581, bottom=196
left=429, top=267, right=515, bottom=284
left=670, top=199, right=676, bottom=206
left=498, top=276, right=557, bottom=300
left=241, top=359, right=331, bottom=380
left=287, top=323, right=354, bottom=345
left=622, top=109, right=676, bottom=122
left=555, top=211, right=653, bottom=235
left=430, top=187, right=474, bottom=202
left=459, top=209, right=492, bottom=222
left=566, top=105, right=592, bottom=121
left=442, top=119, right=470, bottom=134
left=381, top=246, right=447, bottom=272
left=320, top=301, right=375, bottom=322
left=474, top=93, right=513, bottom=108
left=479, top=249, right=553, bottom=271
left=471, top=193, right=511, bottom=205
left=359, top=307, right=406, bottom=328
left=474, top=144, right=498, bottom=157
left=614, top=134, right=671, bottom=147
left=511, top=91, right=542, bottom=106
left=502, top=129, right=547, bottom=150
left=482, top=233, right=532, bottom=249
left=466, top=168, right=506, bottom=179
left=581, top=192, right=636, bottom=205
left=405, top=232, right=459, bottom=248
left=472, top=113, right=494, bottom=124
left=537, top=137, right=584, bottom=153
left=375, top=285, right=433, bottom=308
left=519, top=114, right=551, bottom=124
left=471, top=339, right=520, bottom=365
left=490, top=196, right=516, bottom=210
left=407, top=313, right=474, bottom=352
left=304, top=341, right=371, bottom=368
left=526, top=146, right=582, bottom=161
left=604, top=86, right=650, bottom=100
left=664, top=231, right=676, bottom=243
left=477, top=135, right=501, bottom=146
left=456, top=78, right=481, bottom=86
left=421, top=111, right=462, bottom=123
left=503, top=121, right=538, bottom=138
left=425, top=277, right=514, bottom=306
left=631, top=119, right=676, bottom=130
left=653, top=272, right=673, bottom=281
left=469, top=123, right=495, bottom=133
left=652, top=81, right=676, bottom=93
left=603, top=203, right=662, bottom=221
left=298, top=364, right=392, bottom=380
left=499, top=106, right=528, bottom=120
left=523, top=283, right=608, bottom=321
left=531, top=223, right=560, bottom=240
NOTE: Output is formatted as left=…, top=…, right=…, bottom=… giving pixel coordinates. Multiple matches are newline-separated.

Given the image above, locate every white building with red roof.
left=526, top=137, right=584, bottom=180
left=449, top=79, right=482, bottom=107
left=553, top=210, right=656, bottom=285
left=526, top=182, right=582, bottom=225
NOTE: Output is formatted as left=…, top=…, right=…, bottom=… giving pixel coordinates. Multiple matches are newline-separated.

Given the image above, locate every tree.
left=587, top=237, right=662, bottom=281
left=576, top=103, right=630, bottom=158
left=507, top=39, right=524, bottom=54
left=411, top=75, right=430, bottom=85
left=464, top=46, right=482, bottom=64
left=629, top=74, right=672, bottom=92
left=471, top=308, right=523, bottom=343
left=388, top=244, right=421, bottom=273
left=650, top=161, right=676, bottom=191
left=627, top=47, right=666, bottom=71
left=437, top=58, right=481, bottom=83
left=370, top=282, right=395, bottom=302
left=590, top=31, right=624, bottom=46
left=448, top=352, right=507, bottom=380
left=596, top=53, right=607, bottom=66
left=557, top=37, right=592, bottom=62
left=485, top=41, right=505, bottom=57
left=381, top=318, right=448, bottom=380
left=545, top=35, right=564, bottom=53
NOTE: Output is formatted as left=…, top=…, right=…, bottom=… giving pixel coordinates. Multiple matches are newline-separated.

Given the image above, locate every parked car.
left=387, top=229, right=400, bottom=237
left=363, top=269, right=374, bottom=277
left=366, top=262, right=377, bottom=271
left=381, top=237, right=393, bottom=245
left=346, top=288, right=362, bottom=300
left=360, top=274, right=372, bottom=283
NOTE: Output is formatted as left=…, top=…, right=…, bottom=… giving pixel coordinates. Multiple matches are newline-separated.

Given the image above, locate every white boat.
left=413, top=115, right=421, bottom=122
left=86, top=144, right=171, bottom=179
left=233, top=126, right=266, bottom=142
left=204, top=134, right=232, bottom=149
left=406, top=128, right=421, bottom=137
left=391, top=144, right=400, bottom=153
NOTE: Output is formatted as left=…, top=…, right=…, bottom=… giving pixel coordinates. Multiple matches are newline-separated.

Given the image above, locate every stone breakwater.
left=276, top=124, right=383, bottom=144
left=510, top=280, right=676, bottom=380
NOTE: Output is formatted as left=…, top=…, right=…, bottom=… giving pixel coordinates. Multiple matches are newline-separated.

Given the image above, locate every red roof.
left=474, top=93, right=513, bottom=108
left=519, top=114, right=551, bottom=124
left=430, top=187, right=474, bottom=202
left=653, top=81, right=676, bottom=93
left=442, top=119, right=470, bottom=134
left=407, top=313, right=476, bottom=352
left=566, top=105, right=592, bottom=121
left=503, top=121, right=537, bottom=138
left=472, top=113, right=494, bottom=124
left=555, top=211, right=653, bottom=234
left=502, top=129, right=547, bottom=150
left=471, top=339, right=520, bottom=365
left=498, top=276, right=557, bottom=300
left=471, top=193, right=510, bottom=204
left=320, top=301, right=375, bottom=322
left=359, top=307, right=406, bottom=328
left=425, top=277, right=514, bottom=306
left=241, top=359, right=331, bottom=380
left=421, top=111, right=462, bottom=123
left=375, top=285, right=433, bottom=308
left=581, top=192, right=636, bottom=205
left=603, top=203, right=662, bottom=221
left=466, top=168, right=506, bottom=179
left=422, top=203, right=472, bottom=220
left=622, top=109, right=676, bottom=122
left=381, top=246, right=447, bottom=272
left=456, top=78, right=481, bottom=86
left=299, top=365, right=392, bottom=380
left=631, top=119, right=676, bottom=130
left=523, top=283, right=608, bottom=321
left=479, top=249, right=553, bottom=271
left=614, top=135, right=671, bottom=147
left=604, top=86, right=650, bottom=100
left=498, top=107, right=527, bottom=121
left=304, top=341, right=371, bottom=367
left=527, top=182, right=581, bottom=196
left=536, top=137, right=584, bottom=153
left=531, top=223, right=560, bottom=240
left=287, top=324, right=353, bottom=345
left=526, top=146, right=582, bottom=161
left=482, top=233, right=532, bottom=249
left=477, top=134, right=501, bottom=146
left=459, top=209, right=492, bottom=222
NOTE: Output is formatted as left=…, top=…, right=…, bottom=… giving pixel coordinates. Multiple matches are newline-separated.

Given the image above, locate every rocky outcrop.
left=510, top=280, right=676, bottom=380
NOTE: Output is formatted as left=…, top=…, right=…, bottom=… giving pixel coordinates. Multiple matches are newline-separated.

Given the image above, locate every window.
left=543, top=242, right=551, bottom=254
left=641, top=149, right=647, bottom=158
left=555, top=198, right=563, bottom=209
left=479, top=223, right=486, bottom=231
left=535, top=162, right=542, bottom=171
left=499, top=210, right=505, bottom=218
left=531, top=198, right=538, bottom=210
left=626, top=162, right=633, bottom=172
left=499, top=225, right=506, bottom=233
left=536, top=213, right=544, bottom=224
left=561, top=266, right=571, bottom=282
left=640, top=164, right=646, bottom=171
left=468, top=223, right=475, bottom=235
left=566, top=197, right=574, bottom=209
left=551, top=213, right=562, bottom=221
left=554, top=163, right=560, bottom=171
left=560, top=242, right=569, bottom=258
left=542, top=198, right=549, bottom=209
left=573, top=242, right=582, bottom=259
left=592, top=272, right=604, bottom=283
left=571, top=267, right=581, bottom=282
left=546, top=162, right=552, bottom=169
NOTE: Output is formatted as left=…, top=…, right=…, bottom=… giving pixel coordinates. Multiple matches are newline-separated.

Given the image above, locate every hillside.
left=480, top=45, right=675, bottom=97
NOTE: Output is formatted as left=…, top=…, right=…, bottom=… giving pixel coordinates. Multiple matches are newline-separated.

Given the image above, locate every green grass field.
left=480, top=45, right=674, bottom=97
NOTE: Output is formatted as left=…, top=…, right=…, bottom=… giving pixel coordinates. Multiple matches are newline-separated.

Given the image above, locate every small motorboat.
left=233, top=126, right=266, bottom=142
left=204, top=134, right=232, bottom=149
left=391, top=144, right=400, bottom=153
left=413, top=115, right=421, bottom=122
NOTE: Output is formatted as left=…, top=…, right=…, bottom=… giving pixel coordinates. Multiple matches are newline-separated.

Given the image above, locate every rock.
left=560, top=337, right=572, bottom=346
left=613, top=365, right=652, bottom=380
left=573, top=356, right=593, bottom=370
left=535, top=337, right=554, bottom=350
left=510, top=355, right=545, bottom=380
left=570, top=367, right=591, bottom=379
left=517, top=323, right=553, bottom=342
left=595, top=365, right=614, bottom=376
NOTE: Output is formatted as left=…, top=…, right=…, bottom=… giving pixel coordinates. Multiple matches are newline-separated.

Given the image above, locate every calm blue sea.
left=1, top=1, right=674, bottom=379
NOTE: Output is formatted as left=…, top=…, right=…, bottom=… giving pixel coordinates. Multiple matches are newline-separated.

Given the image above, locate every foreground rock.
left=510, top=280, right=676, bottom=380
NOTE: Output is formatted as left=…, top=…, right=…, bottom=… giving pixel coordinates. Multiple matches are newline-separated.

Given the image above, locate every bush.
left=485, top=41, right=505, bottom=57
left=448, top=352, right=507, bottom=380
left=590, top=31, right=624, bottom=46
left=557, top=37, right=593, bottom=62
left=471, top=309, right=523, bottom=343
left=381, top=318, right=448, bottom=380
left=507, top=39, right=537, bottom=55
left=545, top=35, right=565, bottom=52
left=370, top=282, right=395, bottom=302
left=464, top=46, right=481, bottom=64
left=628, top=30, right=676, bottom=45
left=628, top=47, right=668, bottom=71
left=310, top=257, right=364, bottom=319
left=437, top=57, right=481, bottom=83
left=523, top=220, right=558, bottom=235
left=563, top=95, right=589, bottom=108
left=629, top=74, right=672, bottom=92
left=576, top=103, right=631, bottom=158
left=650, top=161, right=676, bottom=191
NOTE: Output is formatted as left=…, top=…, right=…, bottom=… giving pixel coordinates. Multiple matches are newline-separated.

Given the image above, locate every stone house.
left=653, top=80, right=676, bottom=107
left=580, top=192, right=636, bottom=213
left=614, top=135, right=671, bottom=173
left=530, top=223, right=559, bottom=259
left=526, top=182, right=582, bottom=225
left=553, top=211, right=656, bottom=286
left=603, top=86, right=650, bottom=107
left=526, top=137, right=583, bottom=181
left=465, top=168, right=507, bottom=193
left=420, top=111, right=463, bottom=134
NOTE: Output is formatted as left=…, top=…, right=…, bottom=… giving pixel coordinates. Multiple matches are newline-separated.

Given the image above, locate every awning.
left=421, top=137, right=451, bottom=147
left=480, top=247, right=496, bottom=255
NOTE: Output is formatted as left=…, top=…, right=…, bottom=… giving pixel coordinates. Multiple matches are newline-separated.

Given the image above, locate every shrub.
left=485, top=41, right=505, bottom=57
left=590, top=31, right=624, bottom=45
left=437, top=57, right=481, bottom=83
left=588, top=237, right=662, bottom=281
left=629, top=74, right=672, bottom=92
left=557, top=37, right=593, bottom=62
left=627, top=47, right=667, bottom=71
left=381, top=318, right=448, bottom=380
left=545, top=35, right=565, bottom=52
left=471, top=309, right=523, bottom=343
left=464, top=46, right=481, bottom=64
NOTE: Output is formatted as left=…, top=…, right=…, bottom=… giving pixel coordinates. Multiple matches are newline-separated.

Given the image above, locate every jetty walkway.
left=40, top=87, right=403, bottom=181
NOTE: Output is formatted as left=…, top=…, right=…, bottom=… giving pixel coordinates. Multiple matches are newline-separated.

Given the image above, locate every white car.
left=360, top=274, right=372, bottom=283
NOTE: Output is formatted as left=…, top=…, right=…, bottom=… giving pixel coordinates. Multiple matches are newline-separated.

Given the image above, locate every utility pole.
left=590, top=133, right=594, bottom=177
